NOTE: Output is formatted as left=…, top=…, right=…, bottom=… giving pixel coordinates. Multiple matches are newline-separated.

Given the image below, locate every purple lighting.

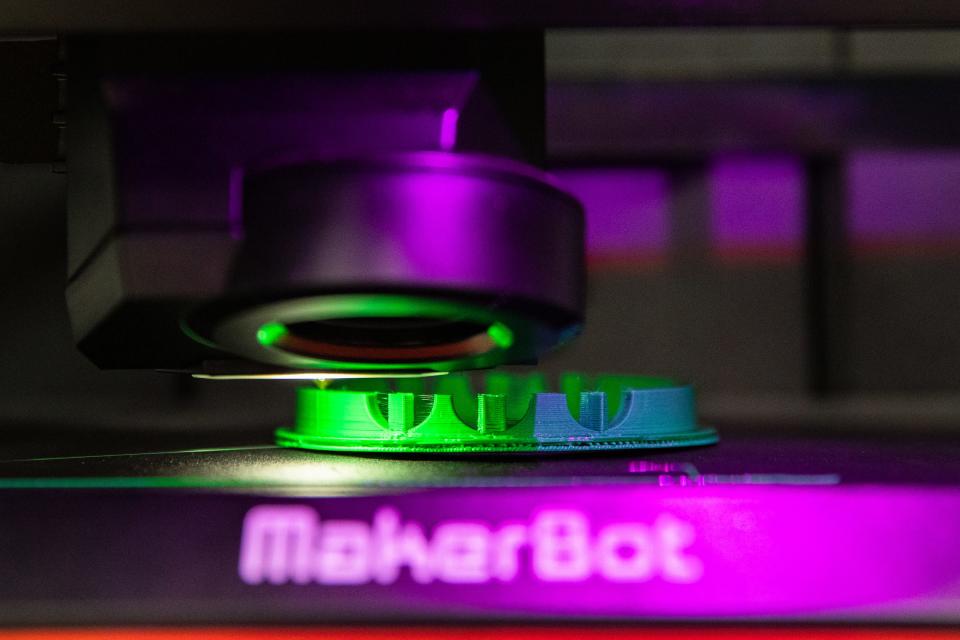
left=709, top=154, right=805, bottom=263
left=557, top=157, right=807, bottom=269
left=240, top=505, right=702, bottom=586
left=848, top=151, right=960, bottom=256
left=557, top=168, right=669, bottom=268
left=235, top=486, right=960, bottom=620
left=439, top=108, right=460, bottom=151
left=227, top=166, right=245, bottom=240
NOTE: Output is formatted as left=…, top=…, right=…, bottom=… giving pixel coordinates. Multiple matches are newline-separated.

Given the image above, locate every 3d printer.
left=1, top=4, right=960, bottom=636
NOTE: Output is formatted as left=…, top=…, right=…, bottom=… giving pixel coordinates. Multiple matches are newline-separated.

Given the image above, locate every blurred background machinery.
left=3, top=20, right=960, bottom=446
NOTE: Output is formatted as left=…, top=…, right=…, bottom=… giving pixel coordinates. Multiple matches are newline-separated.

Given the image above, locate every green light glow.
left=243, top=294, right=530, bottom=373
left=487, top=322, right=513, bottom=348
left=256, top=321, right=288, bottom=347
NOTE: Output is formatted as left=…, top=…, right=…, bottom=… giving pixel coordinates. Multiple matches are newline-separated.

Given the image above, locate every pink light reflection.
left=557, top=168, right=669, bottom=269
left=439, top=108, right=460, bottom=151
left=709, top=154, right=804, bottom=264
left=848, top=151, right=960, bottom=257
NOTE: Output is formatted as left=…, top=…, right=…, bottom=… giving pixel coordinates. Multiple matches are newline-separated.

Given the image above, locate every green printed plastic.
left=276, top=372, right=718, bottom=453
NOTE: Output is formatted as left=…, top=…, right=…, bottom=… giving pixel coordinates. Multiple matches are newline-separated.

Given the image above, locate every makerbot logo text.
left=238, top=505, right=703, bottom=585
